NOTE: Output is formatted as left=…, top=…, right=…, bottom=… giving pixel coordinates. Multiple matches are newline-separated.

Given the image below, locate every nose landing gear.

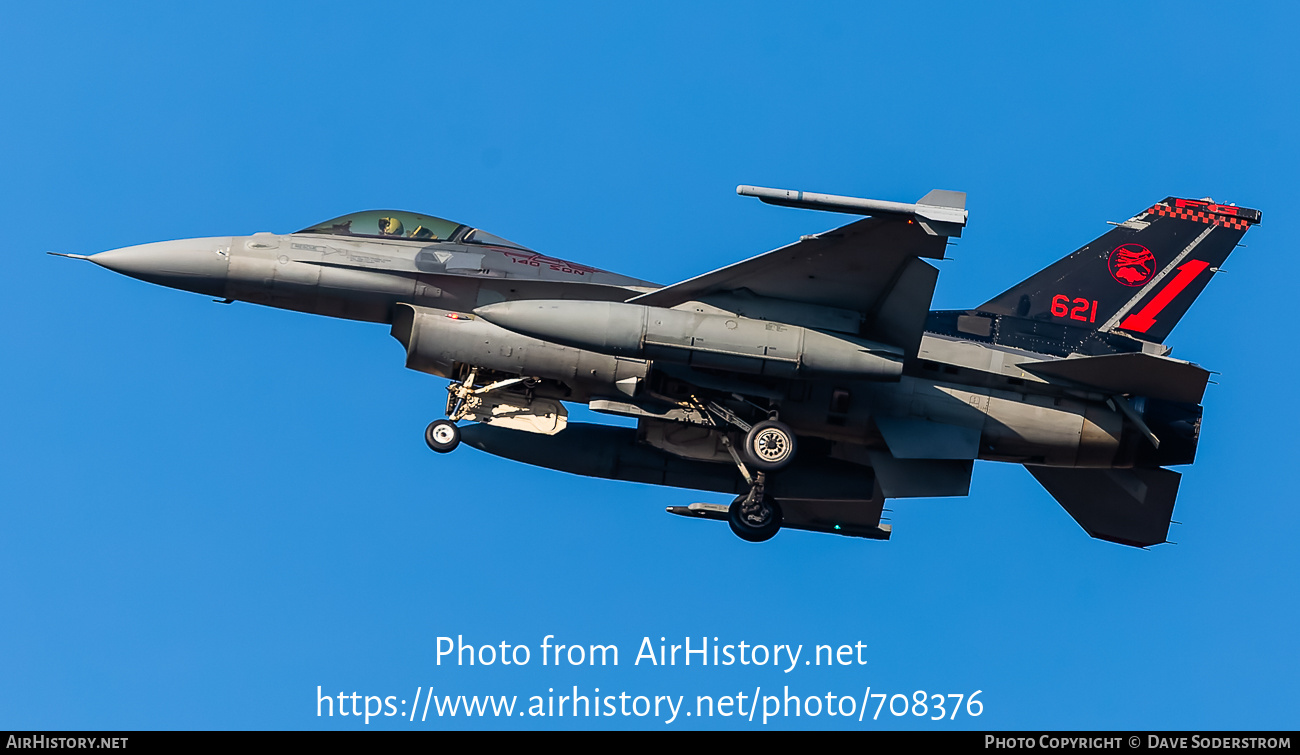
left=424, top=369, right=544, bottom=455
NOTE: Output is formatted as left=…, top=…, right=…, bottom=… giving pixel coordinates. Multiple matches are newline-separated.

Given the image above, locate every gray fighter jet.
left=54, top=188, right=1261, bottom=546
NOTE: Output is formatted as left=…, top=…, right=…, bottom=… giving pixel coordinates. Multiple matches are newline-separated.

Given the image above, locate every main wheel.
left=743, top=420, right=797, bottom=470
left=728, top=494, right=782, bottom=543
left=425, top=420, right=461, bottom=453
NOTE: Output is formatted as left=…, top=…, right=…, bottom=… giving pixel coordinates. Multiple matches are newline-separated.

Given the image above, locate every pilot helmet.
left=378, top=217, right=405, bottom=236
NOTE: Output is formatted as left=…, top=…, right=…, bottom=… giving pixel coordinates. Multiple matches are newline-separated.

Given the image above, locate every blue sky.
left=2, top=2, right=1297, bottom=730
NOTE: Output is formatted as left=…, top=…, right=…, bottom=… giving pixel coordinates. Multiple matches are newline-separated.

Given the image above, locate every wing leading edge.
left=629, top=212, right=953, bottom=354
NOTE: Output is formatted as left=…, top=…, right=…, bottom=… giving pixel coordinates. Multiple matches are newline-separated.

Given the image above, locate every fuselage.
left=84, top=225, right=1177, bottom=474
left=69, top=193, right=1256, bottom=547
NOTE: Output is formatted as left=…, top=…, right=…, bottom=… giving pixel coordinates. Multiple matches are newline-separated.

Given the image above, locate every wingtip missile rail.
left=736, top=185, right=967, bottom=236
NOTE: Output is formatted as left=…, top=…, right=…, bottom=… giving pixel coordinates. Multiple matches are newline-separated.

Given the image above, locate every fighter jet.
left=53, top=188, right=1260, bottom=546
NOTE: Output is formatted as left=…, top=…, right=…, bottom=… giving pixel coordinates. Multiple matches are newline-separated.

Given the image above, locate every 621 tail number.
left=1051, top=295, right=1097, bottom=323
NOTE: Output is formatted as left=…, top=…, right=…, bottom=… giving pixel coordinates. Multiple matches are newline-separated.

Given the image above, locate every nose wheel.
left=425, top=419, right=461, bottom=453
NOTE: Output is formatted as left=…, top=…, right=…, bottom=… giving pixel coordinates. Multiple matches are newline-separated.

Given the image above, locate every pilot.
left=377, top=217, right=405, bottom=237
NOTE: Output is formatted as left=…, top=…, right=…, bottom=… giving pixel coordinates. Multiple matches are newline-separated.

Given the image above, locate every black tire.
left=728, top=494, right=782, bottom=543
left=743, top=420, right=797, bottom=470
left=425, top=420, right=461, bottom=453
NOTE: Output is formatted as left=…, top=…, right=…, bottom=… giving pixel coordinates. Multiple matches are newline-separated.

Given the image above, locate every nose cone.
left=91, top=238, right=232, bottom=298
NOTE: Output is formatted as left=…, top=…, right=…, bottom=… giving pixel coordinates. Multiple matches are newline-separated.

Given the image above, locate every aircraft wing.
left=627, top=215, right=950, bottom=353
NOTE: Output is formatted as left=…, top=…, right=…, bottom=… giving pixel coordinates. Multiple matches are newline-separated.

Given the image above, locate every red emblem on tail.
left=1108, top=244, right=1156, bottom=287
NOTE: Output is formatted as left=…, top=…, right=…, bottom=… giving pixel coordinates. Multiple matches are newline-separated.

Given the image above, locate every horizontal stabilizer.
left=1019, top=352, right=1210, bottom=404
left=1026, top=465, right=1182, bottom=548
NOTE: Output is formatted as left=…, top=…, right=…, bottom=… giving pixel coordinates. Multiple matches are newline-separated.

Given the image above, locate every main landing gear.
left=693, top=398, right=797, bottom=472
left=728, top=478, right=783, bottom=543
left=743, top=419, right=797, bottom=471
left=687, top=398, right=796, bottom=542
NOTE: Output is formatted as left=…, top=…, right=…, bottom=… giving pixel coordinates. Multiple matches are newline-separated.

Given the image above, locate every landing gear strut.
left=728, top=479, right=782, bottom=542
left=446, top=368, right=533, bottom=423
left=426, top=369, right=543, bottom=454
left=689, top=397, right=797, bottom=473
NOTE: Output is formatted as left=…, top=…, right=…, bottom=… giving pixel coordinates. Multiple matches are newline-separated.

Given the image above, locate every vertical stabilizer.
left=979, top=198, right=1260, bottom=343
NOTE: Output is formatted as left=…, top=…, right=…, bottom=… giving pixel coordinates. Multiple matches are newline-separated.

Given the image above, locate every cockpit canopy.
left=297, top=210, right=530, bottom=250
